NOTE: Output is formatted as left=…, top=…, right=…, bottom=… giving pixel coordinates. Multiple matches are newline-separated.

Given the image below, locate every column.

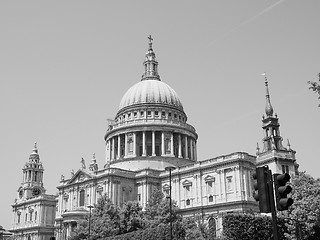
left=124, top=133, right=128, bottom=157
left=109, top=180, right=113, bottom=203
left=161, top=132, right=165, bottom=156
left=142, top=131, right=146, bottom=156
left=190, top=139, right=194, bottom=160
left=145, top=181, right=149, bottom=206
left=106, top=140, right=111, bottom=161
left=112, top=137, right=115, bottom=160
left=112, top=182, right=117, bottom=205
left=178, top=178, right=181, bottom=207
left=221, top=170, right=226, bottom=202
left=234, top=166, right=240, bottom=198
left=178, top=134, right=182, bottom=158
left=117, top=183, right=121, bottom=206
left=243, top=170, right=248, bottom=201
left=133, top=132, right=137, bottom=157
left=170, top=133, right=174, bottom=156
left=194, top=141, right=197, bottom=161
left=117, top=135, right=121, bottom=159
left=185, top=135, right=189, bottom=159
left=152, top=131, right=156, bottom=156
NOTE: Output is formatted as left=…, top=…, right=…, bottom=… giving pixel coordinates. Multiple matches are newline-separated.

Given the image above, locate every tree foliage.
left=279, top=171, right=320, bottom=240
left=308, top=73, right=320, bottom=107
left=70, top=189, right=188, bottom=240
left=69, top=195, right=121, bottom=240
left=144, top=188, right=180, bottom=228
left=222, top=213, right=288, bottom=240
left=119, top=201, right=144, bottom=233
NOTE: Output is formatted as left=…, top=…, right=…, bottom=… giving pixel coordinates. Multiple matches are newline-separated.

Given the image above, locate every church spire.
left=259, top=75, right=285, bottom=152
left=263, top=72, right=274, bottom=117
left=141, top=35, right=160, bottom=81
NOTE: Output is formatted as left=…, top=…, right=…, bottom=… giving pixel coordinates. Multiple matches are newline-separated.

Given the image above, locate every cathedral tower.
left=256, top=75, right=298, bottom=175
left=11, top=143, right=56, bottom=240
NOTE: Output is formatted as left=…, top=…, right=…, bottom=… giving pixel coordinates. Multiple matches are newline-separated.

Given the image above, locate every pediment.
left=162, top=184, right=170, bottom=190
left=182, top=179, right=192, bottom=186
left=67, top=169, right=93, bottom=184
left=204, top=175, right=215, bottom=182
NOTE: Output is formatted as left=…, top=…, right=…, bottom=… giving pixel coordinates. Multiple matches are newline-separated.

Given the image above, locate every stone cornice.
left=105, top=119, right=197, bottom=140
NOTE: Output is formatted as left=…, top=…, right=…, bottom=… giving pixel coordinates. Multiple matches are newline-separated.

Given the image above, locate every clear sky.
left=1, top=0, right=319, bottom=229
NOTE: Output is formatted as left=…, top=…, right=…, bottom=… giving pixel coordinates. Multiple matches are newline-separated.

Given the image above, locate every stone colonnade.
left=23, top=170, right=43, bottom=183
left=106, top=130, right=197, bottom=161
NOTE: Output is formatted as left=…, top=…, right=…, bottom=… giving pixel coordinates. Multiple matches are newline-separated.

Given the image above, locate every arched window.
left=208, top=218, right=217, bottom=238
left=79, top=190, right=85, bottom=207
left=35, top=211, right=37, bottom=221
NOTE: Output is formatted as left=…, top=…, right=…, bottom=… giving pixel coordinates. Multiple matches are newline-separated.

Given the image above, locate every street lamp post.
left=87, top=205, right=94, bottom=240
left=165, top=166, right=176, bottom=240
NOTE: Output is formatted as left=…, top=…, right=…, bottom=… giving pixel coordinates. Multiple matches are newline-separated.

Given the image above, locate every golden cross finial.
left=148, top=35, right=153, bottom=43
left=148, top=35, right=153, bottom=49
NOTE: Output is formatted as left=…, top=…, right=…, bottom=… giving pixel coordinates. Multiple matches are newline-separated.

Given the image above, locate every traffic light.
left=273, top=173, right=293, bottom=211
left=253, top=166, right=271, bottom=213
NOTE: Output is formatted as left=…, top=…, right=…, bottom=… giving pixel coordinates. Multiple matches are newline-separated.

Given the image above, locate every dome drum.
left=105, top=129, right=197, bottom=170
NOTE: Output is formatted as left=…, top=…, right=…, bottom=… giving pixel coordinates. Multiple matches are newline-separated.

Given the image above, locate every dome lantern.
left=141, top=35, right=160, bottom=81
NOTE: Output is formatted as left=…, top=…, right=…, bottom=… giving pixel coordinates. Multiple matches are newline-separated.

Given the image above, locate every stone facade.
left=11, top=143, right=56, bottom=240
left=11, top=38, right=298, bottom=239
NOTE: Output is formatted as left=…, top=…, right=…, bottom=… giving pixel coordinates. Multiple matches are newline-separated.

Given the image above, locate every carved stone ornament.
left=78, top=174, right=84, bottom=182
left=63, top=193, right=69, bottom=199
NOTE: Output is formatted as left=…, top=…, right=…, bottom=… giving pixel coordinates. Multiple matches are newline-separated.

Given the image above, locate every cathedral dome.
left=118, top=79, right=184, bottom=112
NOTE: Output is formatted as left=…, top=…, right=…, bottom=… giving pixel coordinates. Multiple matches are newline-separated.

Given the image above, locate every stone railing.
left=107, top=118, right=196, bottom=133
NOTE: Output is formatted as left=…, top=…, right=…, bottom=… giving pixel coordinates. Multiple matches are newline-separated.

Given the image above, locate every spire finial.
left=287, top=139, right=291, bottom=150
left=31, top=142, right=38, bottom=154
left=148, top=35, right=153, bottom=50
left=262, top=72, right=274, bottom=117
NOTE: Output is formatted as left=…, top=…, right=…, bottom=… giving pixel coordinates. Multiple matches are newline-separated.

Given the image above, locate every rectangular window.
left=286, top=165, right=289, bottom=174
left=207, top=181, right=213, bottom=194
left=155, top=111, right=159, bottom=116
left=79, top=190, right=85, bottom=207
left=168, top=112, right=172, bottom=118
left=147, top=111, right=151, bottom=116
left=226, top=176, right=233, bottom=192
